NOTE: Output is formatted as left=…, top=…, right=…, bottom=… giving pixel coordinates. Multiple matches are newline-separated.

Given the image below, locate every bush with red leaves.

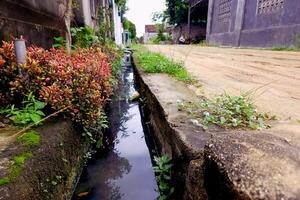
left=0, top=41, right=113, bottom=138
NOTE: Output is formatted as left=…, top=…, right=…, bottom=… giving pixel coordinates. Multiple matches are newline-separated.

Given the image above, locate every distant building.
left=143, top=25, right=158, bottom=43
left=187, top=0, right=300, bottom=47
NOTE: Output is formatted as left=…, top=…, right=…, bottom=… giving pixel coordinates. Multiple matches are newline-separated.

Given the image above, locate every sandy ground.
left=146, top=45, right=300, bottom=144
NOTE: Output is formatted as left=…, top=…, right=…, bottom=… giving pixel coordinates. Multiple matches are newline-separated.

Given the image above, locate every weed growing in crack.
left=178, top=94, right=275, bottom=130
left=154, top=155, right=174, bottom=200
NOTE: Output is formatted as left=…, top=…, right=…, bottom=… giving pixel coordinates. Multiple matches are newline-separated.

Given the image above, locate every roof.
left=145, top=25, right=157, bottom=33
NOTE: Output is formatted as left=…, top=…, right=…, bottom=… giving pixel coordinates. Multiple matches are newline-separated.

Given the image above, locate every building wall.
left=207, top=0, right=300, bottom=47
left=76, top=0, right=102, bottom=30
left=172, top=24, right=206, bottom=43
left=0, top=0, right=64, bottom=48
left=113, top=1, right=123, bottom=46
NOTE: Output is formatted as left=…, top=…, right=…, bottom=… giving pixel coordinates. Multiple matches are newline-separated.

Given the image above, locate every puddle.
left=72, top=62, right=159, bottom=200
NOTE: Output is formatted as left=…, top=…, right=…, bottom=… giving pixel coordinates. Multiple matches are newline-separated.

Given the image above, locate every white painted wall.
left=113, top=0, right=123, bottom=46
left=80, top=0, right=92, bottom=27
left=78, top=0, right=97, bottom=29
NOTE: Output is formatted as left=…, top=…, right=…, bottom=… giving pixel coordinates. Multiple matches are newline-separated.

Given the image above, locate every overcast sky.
left=125, top=0, right=166, bottom=37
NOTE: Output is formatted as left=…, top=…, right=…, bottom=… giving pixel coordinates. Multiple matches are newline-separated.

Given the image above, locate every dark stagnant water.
left=72, top=61, right=159, bottom=200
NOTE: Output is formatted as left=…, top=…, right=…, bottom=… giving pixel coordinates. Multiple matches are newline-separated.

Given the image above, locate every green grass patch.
left=132, top=45, right=194, bottom=83
left=0, top=178, right=9, bottom=186
left=178, top=93, right=275, bottom=130
left=271, top=46, right=299, bottom=51
left=0, top=152, right=32, bottom=186
left=16, top=130, right=40, bottom=146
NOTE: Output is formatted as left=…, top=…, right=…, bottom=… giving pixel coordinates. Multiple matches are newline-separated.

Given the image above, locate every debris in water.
left=130, top=91, right=140, bottom=101
left=77, top=191, right=89, bottom=197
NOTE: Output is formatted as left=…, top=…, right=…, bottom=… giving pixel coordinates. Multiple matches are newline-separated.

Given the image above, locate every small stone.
left=190, top=119, right=202, bottom=127
left=130, top=91, right=140, bottom=101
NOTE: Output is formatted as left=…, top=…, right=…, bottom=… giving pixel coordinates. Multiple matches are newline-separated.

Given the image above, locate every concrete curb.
left=132, top=54, right=300, bottom=200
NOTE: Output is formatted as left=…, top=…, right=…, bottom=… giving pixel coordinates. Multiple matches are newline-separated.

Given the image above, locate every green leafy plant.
left=71, top=26, right=99, bottom=48
left=0, top=41, right=117, bottom=145
left=1, top=92, right=46, bottom=125
left=53, top=37, right=66, bottom=49
left=133, top=45, right=194, bottom=83
left=154, top=155, right=174, bottom=200
left=178, top=94, right=274, bottom=130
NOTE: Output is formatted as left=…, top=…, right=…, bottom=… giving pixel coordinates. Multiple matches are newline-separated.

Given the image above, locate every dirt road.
left=146, top=45, right=300, bottom=144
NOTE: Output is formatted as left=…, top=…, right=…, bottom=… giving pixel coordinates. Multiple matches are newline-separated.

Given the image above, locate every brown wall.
left=0, top=0, right=65, bottom=49
left=172, top=24, right=206, bottom=43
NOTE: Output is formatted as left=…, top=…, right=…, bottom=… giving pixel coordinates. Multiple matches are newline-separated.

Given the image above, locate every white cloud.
left=125, top=0, right=166, bottom=37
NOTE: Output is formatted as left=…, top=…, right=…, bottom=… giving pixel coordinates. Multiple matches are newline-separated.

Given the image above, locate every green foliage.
left=0, top=178, right=9, bottom=186
left=111, top=57, right=122, bottom=77
left=14, top=152, right=32, bottom=165
left=150, top=24, right=172, bottom=44
left=123, top=18, right=137, bottom=40
left=1, top=92, right=46, bottom=126
left=0, top=41, right=115, bottom=144
left=157, top=24, right=166, bottom=41
left=115, top=0, right=128, bottom=14
left=0, top=152, right=32, bottom=186
left=178, top=94, right=274, bottom=130
left=133, top=45, right=194, bottom=83
left=271, top=47, right=298, bottom=51
left=164, top=0, right=189, bottom=25
left=154, top=155, right=174, bottom=200
left=16, top=130, right=40, bottom=146
left=53, top=37, right=66, bottom=49
left=71, top=26, right=99, bottom=48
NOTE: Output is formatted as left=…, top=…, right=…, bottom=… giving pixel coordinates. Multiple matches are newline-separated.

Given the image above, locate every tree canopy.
left=123, top=18, right=136, bottom=40
left=115, top=0, right=128, bottom=15
left=164, top=0, right=189, bottom=25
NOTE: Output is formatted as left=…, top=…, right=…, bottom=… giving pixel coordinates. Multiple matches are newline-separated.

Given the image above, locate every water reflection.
left=73, top=65, right=159, bottom=200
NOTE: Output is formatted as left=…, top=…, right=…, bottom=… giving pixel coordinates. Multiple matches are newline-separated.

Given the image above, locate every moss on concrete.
left=0, top=152, right=32, bottom=186
left=16, top=130, right=40, bottom=146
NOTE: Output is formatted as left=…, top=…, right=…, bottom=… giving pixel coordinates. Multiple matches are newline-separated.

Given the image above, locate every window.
left=257, top=0, right=284, bottom=14
left=218, top=0, right=232, bottom=22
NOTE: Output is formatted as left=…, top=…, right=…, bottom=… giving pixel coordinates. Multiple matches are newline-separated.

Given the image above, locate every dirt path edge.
left=132, top=55, right=300, bottom=200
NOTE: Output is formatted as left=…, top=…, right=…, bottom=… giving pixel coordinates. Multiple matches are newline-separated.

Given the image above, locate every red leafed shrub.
left=0, top=41, right=112, bottom=135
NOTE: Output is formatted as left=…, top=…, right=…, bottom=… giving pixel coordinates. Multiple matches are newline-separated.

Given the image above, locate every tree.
left=115, top=0, right=128, bottom=16
left=164, top=0, right=189, bottom=25
left=123, top=18, right=136, bottom=40
left=58, top=0, right=75, bottom=54
left=156, top=24, right=166, bottom=41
